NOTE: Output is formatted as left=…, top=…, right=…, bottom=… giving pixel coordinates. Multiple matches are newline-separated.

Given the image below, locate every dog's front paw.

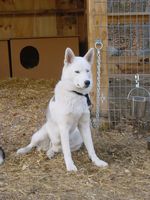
left=66, top=162, right=77, bottom=172
left=17, top=148, right=26, bottom=155
left=92, top=156, right=108, bottom=168
left=46, top=149, right=55, bottom=159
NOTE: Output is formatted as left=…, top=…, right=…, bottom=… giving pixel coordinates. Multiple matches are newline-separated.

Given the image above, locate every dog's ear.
left=84, top=48, right=94, bottom=65
left=64, top=48, right=75, bottom=65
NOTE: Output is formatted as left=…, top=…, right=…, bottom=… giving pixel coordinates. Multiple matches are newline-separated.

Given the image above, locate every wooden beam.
left=77, top=0, right=87, bottom=55
left=108, top=12, right=150, bottom=17
left=87, top=0, right=97, bottom=109
left=87, top=0, right=109, bottom=118
left=0, top=9, right=84, bottom=17
left=108, top=14, right=150, bottom=24
left=97, top=1, right=109, bottom=118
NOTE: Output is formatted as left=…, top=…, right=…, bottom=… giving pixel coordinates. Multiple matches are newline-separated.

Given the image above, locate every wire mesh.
left=98, top=0, right=150, bottom=131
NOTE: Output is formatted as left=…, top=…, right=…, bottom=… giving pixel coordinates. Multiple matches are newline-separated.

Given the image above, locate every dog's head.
left=61, top=48, right=94, bottom=93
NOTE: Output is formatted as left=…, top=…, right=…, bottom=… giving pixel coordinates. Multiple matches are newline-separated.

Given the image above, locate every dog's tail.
left=0, top=147, right=5, bottom=165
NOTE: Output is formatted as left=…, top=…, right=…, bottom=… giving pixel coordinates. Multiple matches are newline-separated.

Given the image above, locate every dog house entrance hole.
left=20, top=46, right=39, bottom=69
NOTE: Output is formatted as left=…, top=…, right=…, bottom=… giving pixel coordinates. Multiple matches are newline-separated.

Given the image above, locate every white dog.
left=17, top=48, right=108, bottom=171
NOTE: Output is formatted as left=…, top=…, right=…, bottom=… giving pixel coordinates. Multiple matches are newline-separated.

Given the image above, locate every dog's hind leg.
left=17, top=124, right=48, bottom=155
left=45, top=121, right=61, bottom=159
left=70, top=129, right=83, bottom=152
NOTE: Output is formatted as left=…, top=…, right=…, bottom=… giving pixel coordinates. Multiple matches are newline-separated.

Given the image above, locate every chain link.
left=91, top=39, right=103, bottom=129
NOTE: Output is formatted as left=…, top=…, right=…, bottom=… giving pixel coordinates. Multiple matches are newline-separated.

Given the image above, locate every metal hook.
left=135, top=74, right=139, bottom=88
left=95, top=39, right=103, bottom=50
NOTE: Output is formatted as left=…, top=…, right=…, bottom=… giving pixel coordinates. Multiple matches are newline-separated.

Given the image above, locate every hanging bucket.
left=127, top=87, right=150, bottom=119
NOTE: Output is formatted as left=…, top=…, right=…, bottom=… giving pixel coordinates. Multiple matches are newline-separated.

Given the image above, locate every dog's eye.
left=75, top=70, right=80, bottom=74
left=86, top=69, right=90, bottom=73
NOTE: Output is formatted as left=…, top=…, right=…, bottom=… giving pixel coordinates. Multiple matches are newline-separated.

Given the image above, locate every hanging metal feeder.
left=127, top=87, right=150, bottom=119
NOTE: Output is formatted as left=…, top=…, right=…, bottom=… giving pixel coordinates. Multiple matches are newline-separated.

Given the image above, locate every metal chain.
left=91, top=39, right=103, bottom=129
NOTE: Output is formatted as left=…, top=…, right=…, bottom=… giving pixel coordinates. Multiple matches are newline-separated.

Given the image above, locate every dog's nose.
left=84, top=80, right=90, bottom=87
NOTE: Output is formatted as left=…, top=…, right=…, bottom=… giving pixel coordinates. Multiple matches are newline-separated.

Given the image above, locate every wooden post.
left=87, top=0, right=109, bottom=121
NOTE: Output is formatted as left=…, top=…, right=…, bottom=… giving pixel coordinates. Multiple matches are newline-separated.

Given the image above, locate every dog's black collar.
left=72, top=91, right=91, bottom=106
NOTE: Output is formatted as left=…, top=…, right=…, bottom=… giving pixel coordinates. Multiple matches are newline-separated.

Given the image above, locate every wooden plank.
left=0, top=0, right=34, bottom=11
left=108, top=12, right=150, bottom=16
left=0, top=9, right=84, bottom=17
left=97, top=1, right=109, bottom=118
left=77, top=0, right=87, bottom=55
left=87, top=0, right=96, bottom=106
left=34, top=16, right=57, bottom=37
left=0, top=0, right=55, bottom=11
left=12, top=16, right=35, bottom=38
left=0, top=15, right=57, bottom=39
left=55, top=1, right=79, bottom=37
left=108, top=56, right=150, bottom=74
left=109, top=56, right=143, bottom=64
left=109, top=73, right=150, bottom=78
left=87, top=0, right=109, bottom=118
left=109, top=63, right=150, bottom=74
left=0, top=17, right=13, bottom=39
left=0, top=1, right=57, bottom=40
left=107, top=14, right=150, bottom=24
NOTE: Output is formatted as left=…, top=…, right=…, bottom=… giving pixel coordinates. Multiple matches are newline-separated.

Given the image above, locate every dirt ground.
left=0, top=79, right=150, bottom=200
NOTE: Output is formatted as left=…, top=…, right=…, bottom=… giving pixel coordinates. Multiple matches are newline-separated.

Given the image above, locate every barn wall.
left=0, top=0, right=57, bottom=39
left=0, top=0, right=86, bottom=41
left=0, top=0, right=86, bottom=79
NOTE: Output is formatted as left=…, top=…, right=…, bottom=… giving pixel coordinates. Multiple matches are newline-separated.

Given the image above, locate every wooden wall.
left=0, top=0, right=86, bottom=54
left=0, top=0, right=87, bottom=79
left=87, top=0, right=109, bottom=118
left=55, top=0, right=86, bottom=55
left=0, top=0, right=57, bottom=39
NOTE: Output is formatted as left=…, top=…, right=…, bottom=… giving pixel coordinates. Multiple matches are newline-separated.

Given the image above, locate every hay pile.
left=0, top=79, right=150, bottom=200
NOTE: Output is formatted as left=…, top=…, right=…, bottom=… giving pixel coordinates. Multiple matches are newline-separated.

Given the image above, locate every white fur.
left=17, top=48, right=108, bottom=171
